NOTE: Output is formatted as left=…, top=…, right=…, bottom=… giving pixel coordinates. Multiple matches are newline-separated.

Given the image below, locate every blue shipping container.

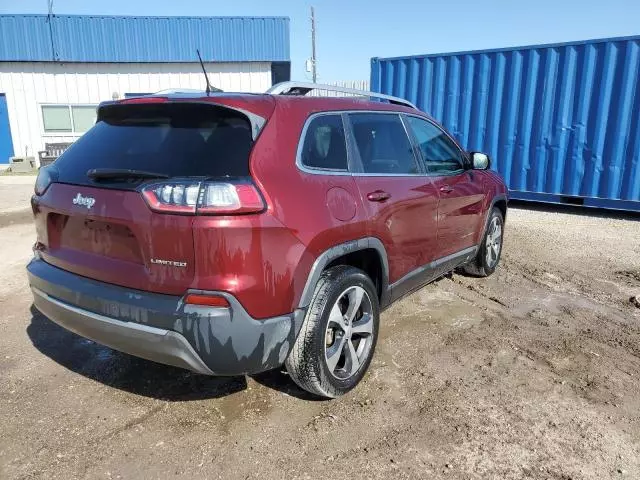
left=371, top=36, right=640, bottom=212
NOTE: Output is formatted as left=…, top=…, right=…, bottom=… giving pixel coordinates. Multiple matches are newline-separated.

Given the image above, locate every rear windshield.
left=53, top=103, right=254, bottom=187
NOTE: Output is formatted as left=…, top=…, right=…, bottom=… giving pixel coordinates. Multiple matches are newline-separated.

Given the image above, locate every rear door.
left=404, top=115, right=485, bottom=258
left=346, top=112, right=439, bottom=286
left=33, top=101, right=258, bottom=295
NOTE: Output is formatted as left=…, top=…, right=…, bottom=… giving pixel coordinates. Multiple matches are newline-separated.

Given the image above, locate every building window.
left=71, top=106, right=98, bottom=133
left=42, top=106, right=72, bottom=133
left=42, top=105, right=97, bottom=134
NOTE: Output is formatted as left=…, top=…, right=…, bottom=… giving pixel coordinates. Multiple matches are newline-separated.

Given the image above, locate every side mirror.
left=471, top=152, right=491, bottom=170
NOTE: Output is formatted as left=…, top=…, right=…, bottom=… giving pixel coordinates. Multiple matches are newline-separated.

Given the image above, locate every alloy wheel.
left=485, top=216, right=503, bottom=268
left=324, top=286, right=374, bottom=380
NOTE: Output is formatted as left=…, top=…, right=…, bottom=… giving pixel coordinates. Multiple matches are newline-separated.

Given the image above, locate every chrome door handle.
left=367, top=190, right=391, bottom=202
left=439, top=185, right=453, bottom=194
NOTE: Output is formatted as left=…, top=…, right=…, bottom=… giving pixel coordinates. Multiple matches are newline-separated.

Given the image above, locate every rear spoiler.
left=96, top=98, right=267, bottom=141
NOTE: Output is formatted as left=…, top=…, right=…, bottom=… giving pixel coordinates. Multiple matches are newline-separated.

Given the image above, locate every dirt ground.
left=1, top=180, right=639, bottom=480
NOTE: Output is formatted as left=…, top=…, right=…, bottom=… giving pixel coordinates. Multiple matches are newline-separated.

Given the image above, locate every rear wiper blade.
left=87, top=168, right=170, bottom=180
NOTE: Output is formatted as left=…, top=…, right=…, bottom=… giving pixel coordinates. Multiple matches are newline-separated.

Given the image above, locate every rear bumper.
left=27, top=258, right=304, bottom=376
left=31, top=286, right=215, bottom=375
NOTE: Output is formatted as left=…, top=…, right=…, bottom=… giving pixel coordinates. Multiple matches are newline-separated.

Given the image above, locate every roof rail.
left=266, top=81, right=417, bottom=109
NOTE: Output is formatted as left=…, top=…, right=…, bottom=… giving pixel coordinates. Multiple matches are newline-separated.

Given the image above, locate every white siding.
left=310, top=80, right=370, bottom=97
left=0, top=62, right=272, bottom=161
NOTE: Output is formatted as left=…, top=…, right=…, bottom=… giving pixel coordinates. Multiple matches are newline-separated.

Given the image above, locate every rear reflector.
left=141, top=180, right=264, bottom=215
left=184, top=294, right=230, bottom=308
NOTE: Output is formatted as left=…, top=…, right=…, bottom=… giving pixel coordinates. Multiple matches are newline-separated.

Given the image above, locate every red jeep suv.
left=28, top=82, right=507, bottom=398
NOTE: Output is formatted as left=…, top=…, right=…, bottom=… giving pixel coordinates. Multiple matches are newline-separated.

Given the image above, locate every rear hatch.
left=32, top=99, right=269, bottom=295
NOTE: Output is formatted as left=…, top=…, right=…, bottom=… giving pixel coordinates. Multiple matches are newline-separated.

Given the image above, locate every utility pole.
left=310, top=6, right=317, bottom=83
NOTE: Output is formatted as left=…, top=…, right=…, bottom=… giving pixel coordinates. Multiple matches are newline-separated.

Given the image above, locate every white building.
left=0, top=14, right=291, bottom=166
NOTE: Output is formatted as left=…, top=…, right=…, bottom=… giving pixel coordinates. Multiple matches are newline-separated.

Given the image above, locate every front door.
left=0, top=94, right=14, bottom=164
left=404, top=115, right=485, bottom=259
left=347, top=112, right=439, bottom=288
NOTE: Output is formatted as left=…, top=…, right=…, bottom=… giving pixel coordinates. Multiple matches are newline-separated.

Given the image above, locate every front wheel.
left=463, top=207, right=504, bottom=277
left=285, top=266, right=380, bottom=398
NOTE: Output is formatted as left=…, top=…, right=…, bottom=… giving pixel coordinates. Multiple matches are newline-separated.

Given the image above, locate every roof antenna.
left=197, top=49, right=221, bottom=95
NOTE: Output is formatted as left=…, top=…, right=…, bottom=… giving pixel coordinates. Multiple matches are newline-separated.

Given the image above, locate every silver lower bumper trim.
left=31, top=286, right=214, bottom=375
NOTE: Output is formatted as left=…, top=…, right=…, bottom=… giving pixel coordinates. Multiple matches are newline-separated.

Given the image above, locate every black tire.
left=285, top=265, right=380, bottom=398
left=463, top=207, right=504, bottom=277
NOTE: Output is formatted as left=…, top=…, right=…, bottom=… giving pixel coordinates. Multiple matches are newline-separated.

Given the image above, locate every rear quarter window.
left=299, top=114, right=348, bottom=171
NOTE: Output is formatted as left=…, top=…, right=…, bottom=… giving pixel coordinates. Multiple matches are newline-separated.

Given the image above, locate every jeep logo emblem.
left=73, top=193, right=96, bottom=209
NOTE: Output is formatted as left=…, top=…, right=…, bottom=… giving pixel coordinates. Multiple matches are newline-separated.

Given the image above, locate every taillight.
left=142, top=182, right=201, bottom=214
left=197, top=183, right=264, bottom=214
left=141, top=180, right=265, bottom=215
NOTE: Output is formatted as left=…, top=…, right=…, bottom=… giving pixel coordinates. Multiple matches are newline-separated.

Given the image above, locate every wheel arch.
left=477, top=193, right=508, bottom=243
left=297, top=237, right=390, bottom=310
left=493, top=196, right=507, bottom=222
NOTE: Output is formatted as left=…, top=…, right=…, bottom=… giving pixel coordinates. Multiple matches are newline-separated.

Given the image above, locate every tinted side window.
left=300, top=114, right=348, bottom=170
left=349, top=113, right=418, bottom=175
left=405, top=116, right=464, bottom=174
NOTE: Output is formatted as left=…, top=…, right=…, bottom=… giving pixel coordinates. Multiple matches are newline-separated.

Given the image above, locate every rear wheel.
left=285, top=266, right=379, bottom=398
left=463, top=207, right=504, bottom=277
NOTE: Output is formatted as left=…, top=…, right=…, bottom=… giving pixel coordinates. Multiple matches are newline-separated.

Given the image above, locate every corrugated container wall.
left=371, top=36, right=640, bottom=211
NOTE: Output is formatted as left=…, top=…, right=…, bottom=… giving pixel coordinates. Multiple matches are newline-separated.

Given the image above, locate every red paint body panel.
left=33, top=183, right=196, bottom=295
left=473, top=170, right=509, bottom=244
left=429, top=171, right=487, bottom=257
left=354, top=176, right=439, bottom=284
left=191, top=214, right=306, bottom=320
left=248, top=99, right=369, bottom=314
left=31, top=92, right=507, bottom=320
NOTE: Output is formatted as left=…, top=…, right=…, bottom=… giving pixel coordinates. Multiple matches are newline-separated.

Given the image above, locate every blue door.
left=0, top=94, right=14, bottom=164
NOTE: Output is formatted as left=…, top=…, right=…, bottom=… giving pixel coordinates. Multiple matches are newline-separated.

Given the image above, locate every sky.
left=1, top=0, right=639, bottom=82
